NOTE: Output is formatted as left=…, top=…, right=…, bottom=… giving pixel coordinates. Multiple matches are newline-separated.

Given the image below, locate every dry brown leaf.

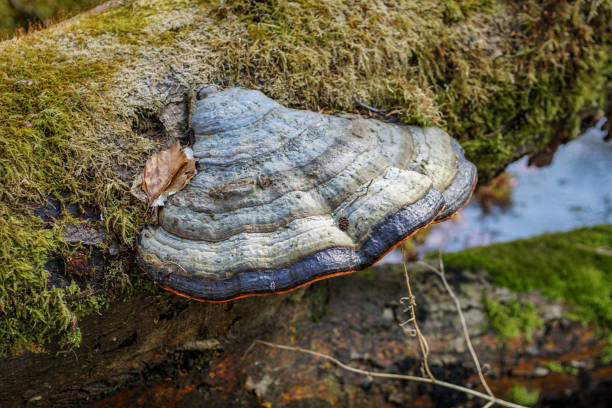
left=165, top=158, right=197, bottom=196
left=142, top=141, right=188, bottom=207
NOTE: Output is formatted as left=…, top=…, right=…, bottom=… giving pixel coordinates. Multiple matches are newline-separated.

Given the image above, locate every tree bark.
left=2, top=265, right=610, bottom=407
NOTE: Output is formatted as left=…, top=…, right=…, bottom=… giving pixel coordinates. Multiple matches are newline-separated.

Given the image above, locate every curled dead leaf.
left=164, top=158, right=196, bottom=196
left=141, top=141, right=197, bottom=208
left=143, top=141, right=186, bottom=206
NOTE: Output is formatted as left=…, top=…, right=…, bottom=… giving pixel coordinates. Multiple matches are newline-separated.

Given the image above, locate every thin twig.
left=418, top=252, right=495, bottom=398
left=249, top=252, right=524, bottom=407
left=242, top=340, right=258, bottom=360
left=353, top=96, right=386, bottom=115
left=400, top=248, right=435, bottom=380
left=254, top=340, right=527, bottom=408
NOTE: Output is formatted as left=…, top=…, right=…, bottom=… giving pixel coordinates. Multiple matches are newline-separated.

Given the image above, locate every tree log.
left=2, top=264, right=611, bottom=407
left=0, top=0, right=611, bottom=406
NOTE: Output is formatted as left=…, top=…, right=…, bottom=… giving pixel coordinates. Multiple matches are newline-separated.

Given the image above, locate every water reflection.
left=381, top=119, right=611, bottom=263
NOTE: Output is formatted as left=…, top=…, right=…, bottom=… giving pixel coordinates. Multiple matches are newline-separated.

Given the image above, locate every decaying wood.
left=2, top=264, right=609, bottom=407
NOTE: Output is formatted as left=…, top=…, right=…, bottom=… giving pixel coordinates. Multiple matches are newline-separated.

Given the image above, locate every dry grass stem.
left=400, top=248, right=434, bottom=380
left=252, top=251, right=528, bottom=407
left=253, top=340, right=527, bottom=408
left=418, top=252, right=495, bottom=398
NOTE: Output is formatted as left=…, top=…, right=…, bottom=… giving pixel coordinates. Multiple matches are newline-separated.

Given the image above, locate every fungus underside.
left=0, top=0, right=610, bottom=355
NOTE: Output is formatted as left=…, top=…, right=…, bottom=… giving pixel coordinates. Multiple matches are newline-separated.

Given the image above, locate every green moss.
left=0, top=38, right=149, bottom=355
left=442, top=0, right=497, bottom=23
left=310, top=284, right=329, bottom=323
left=460, top=48, right=611, bottom=176
left=208, top=0, right=612, bottom=177
left=602, top=332, right=612, bottom=364
left=0, top=0, right=193, bottom=355
left=359, top=269, right=377, bottom=281
left=432, top=1, right=612, bottom=177
left=443, top=225, right=612, bottom=354
left=508, top=384, right=540, bottom=406
left=483, top=296, right=543, bottom=342
left=443, top=226, right=612, bottom=326
left=77, top=3, right=195, bottom=46
left=80, top=6, right=152, bottom=42
left=545, top=361, right=579, bottom=376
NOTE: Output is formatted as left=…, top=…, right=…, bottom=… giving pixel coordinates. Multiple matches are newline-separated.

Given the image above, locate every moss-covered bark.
left=0, top=0, right=610, bottom=357
left=442, top=225, right=612, bottom=338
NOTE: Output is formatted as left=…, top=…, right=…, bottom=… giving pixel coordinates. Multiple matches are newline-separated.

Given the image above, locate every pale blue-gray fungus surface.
left=137, top=87, right=477, bottom=301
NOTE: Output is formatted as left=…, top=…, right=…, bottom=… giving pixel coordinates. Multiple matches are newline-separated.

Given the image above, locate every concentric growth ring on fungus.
left=137, top=87, right=477, bottom=301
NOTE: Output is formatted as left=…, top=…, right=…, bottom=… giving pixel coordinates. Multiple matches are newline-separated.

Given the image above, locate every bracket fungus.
left=137, top=87, right=477, bottom=301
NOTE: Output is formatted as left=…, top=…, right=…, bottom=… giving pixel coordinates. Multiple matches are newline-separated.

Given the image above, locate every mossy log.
left=2, top=262, right=611, bottom=407
left=0, top=0, right=611, bottom=406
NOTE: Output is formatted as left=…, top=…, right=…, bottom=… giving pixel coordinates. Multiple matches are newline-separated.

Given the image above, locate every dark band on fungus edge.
left=435, top=140, right=477, bottom=221
left=137, top=187, right=444, bottom=301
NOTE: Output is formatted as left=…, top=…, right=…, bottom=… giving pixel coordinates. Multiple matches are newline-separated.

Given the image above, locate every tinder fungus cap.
left=137, top=88, right=477, bottom=301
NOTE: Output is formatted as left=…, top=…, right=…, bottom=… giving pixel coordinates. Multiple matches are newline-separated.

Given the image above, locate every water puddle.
left=381, top=119, right=611, bottom=263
